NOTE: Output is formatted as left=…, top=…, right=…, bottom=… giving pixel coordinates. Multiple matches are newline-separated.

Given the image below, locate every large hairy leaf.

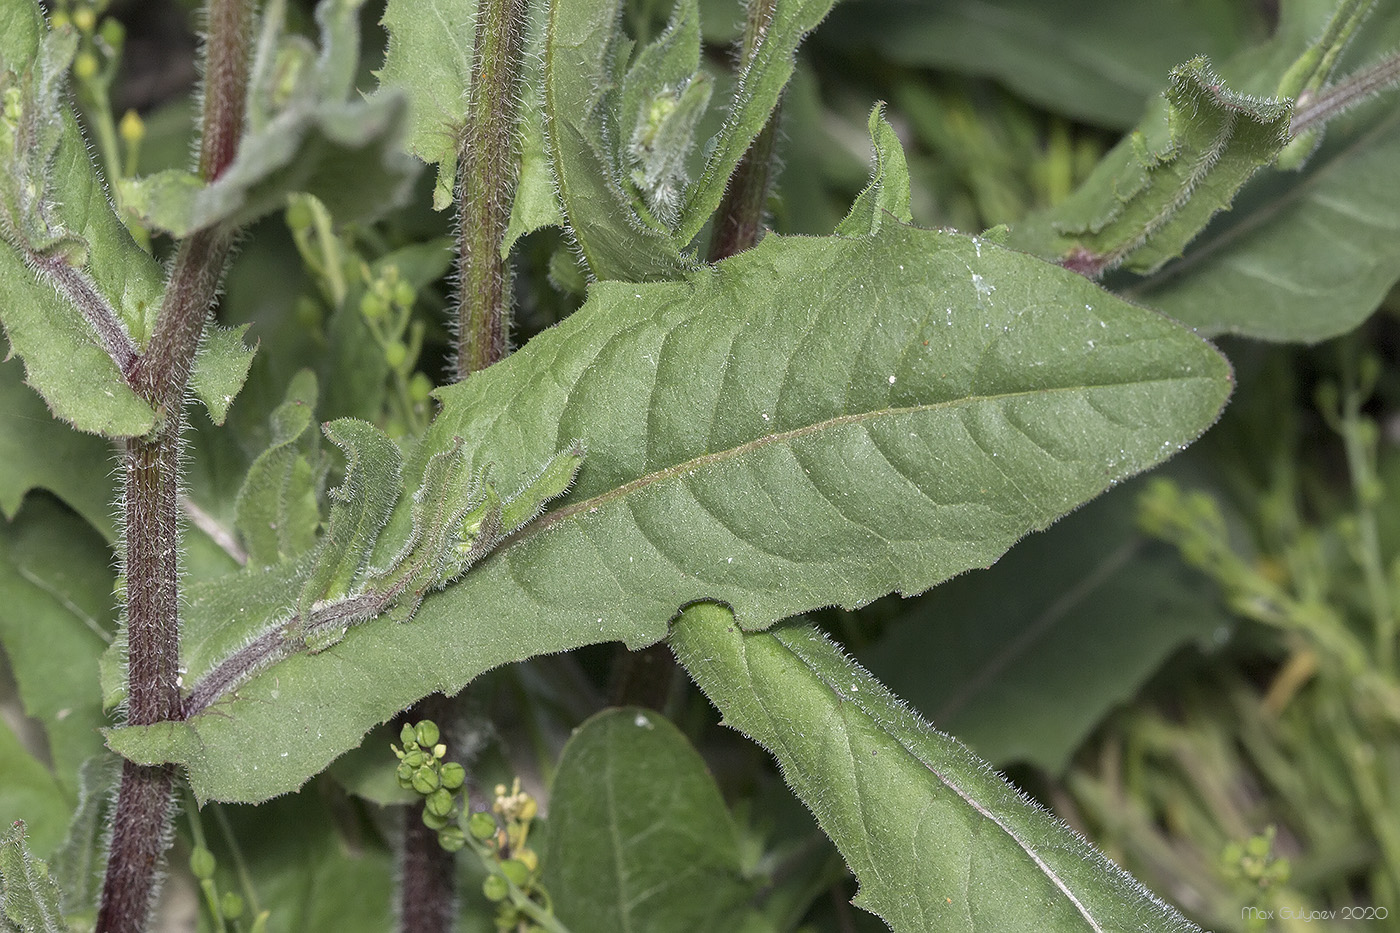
left=670, top=606, right=1202, bottom=933
left=105, top=223, right=1230, bottom=802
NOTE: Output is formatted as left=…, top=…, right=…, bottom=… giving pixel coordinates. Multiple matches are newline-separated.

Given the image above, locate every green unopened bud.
left=414, top=721, right=440, bottom=747
left=72, top=7, right=97, bottom=33
left=393, top=280, right=415, bottom=309
left=220, top=891, right=245, bottom=920
left=411, top=766, right=440, bottom=795
left=118, top=109, right=144, bottom=144
left=408, top=372, right=433, bottom=404
left=99, top=17, right=125, bottom=50
left=425, top=787, right=455, bottom=819
left=189, top=847, right=216, bottom=880
left=468, top=811, right=498, bottom=841
left=440, top=762, right=466, bottom=790
left=482, top=874, right=508, bottom=902
left=437, top=826, right=466, bottom=852
left=421, top=808, right=450, bottom=831
left=359, top=292, right=387, bottom=322
left=432, top=743, right=447, bottom=760
left=50, top=11, right=71, bottom=30
left=286, top=198, right=316, bottom=234
left=395, top=761, right=415, bottom=788
left=73, top=51, right=99, bottom=81
left=384, top=340, right=408, bottom=369
left=500, top=859, right=530, bottom=886
left=403, top=748, right=427, bottom=769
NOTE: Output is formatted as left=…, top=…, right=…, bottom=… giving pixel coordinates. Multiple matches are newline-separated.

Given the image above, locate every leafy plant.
left=1, top=0, right=1398, bottom=931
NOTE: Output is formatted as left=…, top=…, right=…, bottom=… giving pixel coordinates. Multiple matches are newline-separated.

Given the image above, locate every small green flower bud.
left=517, top=794, right=538, bottom=822
left=437, top=827, right=466, bottom=852
left=500, top=859, right=530, bottom=886
left=482, top=874, right=508, bottom=902
left=189, top=847, right=216, bottom=880
left=468, top=811, right=498, bottom=841
left=395, top=761, right=416, bottom=788
left=425, top=787, right=455, bottom=819
left=50, top=11, right=71, bottom=30
left=515, top=848, right=538, bottom=873
left=99, top=18, right=125, bottom=50
left=440, top=762, right=466, bottom=790
left=408, top=372, right=433, bottom=404
left=285, top=198, right=316, bottom=233
left=384, top=340, right=408, bottom=370
left=421, top=808, right=450, bottom=831
left=393, top=280, right=415, bottom=309
left=360, top=292, right=388, bottom=322
left=73, top=51, right=99, bottom=81
left=118, top=109, right=143, bottom=144
left=415, top=721, right=440, bottom=747
left=72, top=7, right=97, bottom=34
left=411, top=766, right=440, bottom=795
left=220, top=891, right=245, bottom=920
left=403, top=748, right=427, bottom=769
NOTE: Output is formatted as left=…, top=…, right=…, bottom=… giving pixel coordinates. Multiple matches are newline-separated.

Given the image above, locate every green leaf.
left=377, top=0, right=475, bottom=210
left=0, top=495, right=114, bottom=790
left=1121, top=3, right=1400, bottom=342
left=106, top=224, right=1230, bottom=802
left=542, top=708, right=766, bottom=932
left=835, top=103, right=913, bottom=236
left=234, top=370, right=323, bottom=569
left=817, top=0, right=1268, bottom=129
left=48, top=756, right=117, bottom=919
left=120, top=0, right=417, bottom=236
left=674, top=0, right=841, bottom=243
left=669, top=605, right=1202, bottom=933
left=543, top=0, right=693, bottom=281
left=297, top=419, right=403, bottom=616
left=0, top=8, right=160, bottom=437
left=0, top=356, right=116, bottom=540
left=0, top=724, right=71, bottom=861
left=1009, top=57, right=1292, bottom=277
left=190, top=325, right=257, bottom=426
left=0, top=823, right=66, bottom=933
left=860, top=477, right=1231, bottom=774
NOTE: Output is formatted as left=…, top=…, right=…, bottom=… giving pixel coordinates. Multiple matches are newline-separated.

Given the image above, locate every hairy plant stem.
left=705, top=0, right=780, bottom=263
left=394, top=1, right=532, bottom=928
left=97, top=2, right=251, bottom=930
left=453, top=0, right=530, bottom=381
left=1291, top=51, right=1400, bottom=135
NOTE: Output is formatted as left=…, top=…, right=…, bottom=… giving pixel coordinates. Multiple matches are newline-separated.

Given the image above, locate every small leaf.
left=674, top=0, right=841, bottom=244
left=376, top=0, right=476, bottom=209
left=121, top=0, right=417, bottom=236
left=669, top=605, right=1202, bottom=933
left=0, top=7, right=160, bottom=437
left=49, top=755, right=118, bottom=918
left=0, top=822, right=67, bottom=933
left=1009, top=57, right=1291, bottom=277
left=190, top=325, right=256, bottom=426
left=298, top=419, right=403, bottom=614
left=0, top=357, right=116, bottom=539
left=543, top=708, right=765, bottom=932
left=233, top=370, right=323, bottom=568
left=835, top=103, right=913, bottom=236
left=544, top=0, right=693, bottom=281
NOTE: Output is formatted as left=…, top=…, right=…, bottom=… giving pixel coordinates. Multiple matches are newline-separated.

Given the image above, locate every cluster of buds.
left=392, top=720, right=468, bottom=851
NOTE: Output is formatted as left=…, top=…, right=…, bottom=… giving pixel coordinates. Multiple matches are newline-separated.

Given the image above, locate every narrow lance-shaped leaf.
left=105, top=223, right=1231, bottom=802
left=1009, top=57, right=1291, bottom=277
left=670, top=605, right=1202, bottom=933
left=674, top=0, right=840, bottom=243
left=0, top=6, right=159, bottom=436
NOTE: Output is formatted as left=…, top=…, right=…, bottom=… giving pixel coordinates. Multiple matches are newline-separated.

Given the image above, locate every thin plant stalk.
left=96, top=1, right=251, bottom=930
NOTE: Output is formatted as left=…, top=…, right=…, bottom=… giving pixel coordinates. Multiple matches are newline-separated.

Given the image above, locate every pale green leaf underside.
left=543, top=708, right=765, bottom=932
left=0, top=822, right=67, bottom=933
left=670, top=606, right=1202, bottom=933
left=105, top=224, right=1229, bottom=802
